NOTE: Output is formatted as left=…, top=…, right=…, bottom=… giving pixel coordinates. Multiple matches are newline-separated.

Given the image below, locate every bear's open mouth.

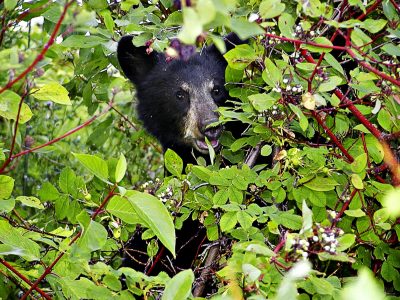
left=195, top=139, right=220, bottom=152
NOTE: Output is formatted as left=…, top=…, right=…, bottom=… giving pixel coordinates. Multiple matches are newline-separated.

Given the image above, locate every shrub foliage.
left=0, top=0, right=400, bottom=299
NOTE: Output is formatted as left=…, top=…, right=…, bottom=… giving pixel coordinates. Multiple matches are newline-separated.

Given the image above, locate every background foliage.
left=0, top=0, right=400, bottom=299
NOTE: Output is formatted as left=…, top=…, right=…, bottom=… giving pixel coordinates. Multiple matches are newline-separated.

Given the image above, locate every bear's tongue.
left=196, top=139, right=219, bottom=150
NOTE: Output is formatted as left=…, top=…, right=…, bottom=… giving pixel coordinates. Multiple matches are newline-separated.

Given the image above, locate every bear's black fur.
left=117, top=34, right=244, bottom=278
left=117, top=34, right=243, bottom=163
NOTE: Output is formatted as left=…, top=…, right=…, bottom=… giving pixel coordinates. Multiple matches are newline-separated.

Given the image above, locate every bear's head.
left=117, top=34, right=242, bottom=161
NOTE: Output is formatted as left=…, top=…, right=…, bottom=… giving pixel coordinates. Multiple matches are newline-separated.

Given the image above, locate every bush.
left=0, top=0, right=399, bottom=299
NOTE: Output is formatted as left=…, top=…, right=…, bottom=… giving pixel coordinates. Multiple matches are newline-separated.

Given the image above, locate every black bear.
left=117, top=33, right=242, bottom=163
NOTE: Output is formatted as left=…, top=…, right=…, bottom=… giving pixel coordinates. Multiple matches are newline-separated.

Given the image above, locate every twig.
left=193, top=244, right=220, bottom=297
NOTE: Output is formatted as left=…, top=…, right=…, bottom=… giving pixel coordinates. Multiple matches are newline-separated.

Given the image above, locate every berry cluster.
left=289, top=222, right=344, bottom=261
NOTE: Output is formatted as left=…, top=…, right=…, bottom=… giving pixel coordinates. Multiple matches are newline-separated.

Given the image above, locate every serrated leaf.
left=303, top=176, right=339, bottom=191
left=165, top=149, right=183, bottom=177
left=126, top=190, right=176, bottom=257
left=162, top=269, right=194, bottom=300
left=0, top=175, right=14, bottom=199
left=73, top=153, right=109, bottom=182
left=32, top=82, right=71, bottom=105
left=237, top=211, right=254, bottom=229
left=115, top=153, right=127, bottom=183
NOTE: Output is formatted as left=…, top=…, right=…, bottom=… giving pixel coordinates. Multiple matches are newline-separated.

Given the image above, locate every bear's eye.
left=176, top=90, right=186, bottom=101
left=212, top=86, right=221, bottom=96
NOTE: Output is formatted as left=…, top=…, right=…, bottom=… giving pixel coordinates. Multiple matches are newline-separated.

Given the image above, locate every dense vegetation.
left=0, top=0, right=400, bottom=299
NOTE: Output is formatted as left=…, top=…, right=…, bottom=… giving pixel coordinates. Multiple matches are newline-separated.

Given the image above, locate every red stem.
left=388, top=0, right=400, bottom=13
left=0, top=0, right=74, bottom=95
left=0, top=102, right=113, bottom=174
left=0, top=259, right=51, bottom=300
left=333, top=189, right=358, bottom=226
left=21, top=185, right=117, bottom=300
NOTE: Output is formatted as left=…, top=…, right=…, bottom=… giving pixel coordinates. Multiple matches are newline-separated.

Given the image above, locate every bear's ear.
left=117, top=36, right=160, bottom=85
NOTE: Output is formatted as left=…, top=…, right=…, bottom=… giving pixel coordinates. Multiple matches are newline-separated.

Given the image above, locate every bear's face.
left=117, top=35, right=240, bottom=158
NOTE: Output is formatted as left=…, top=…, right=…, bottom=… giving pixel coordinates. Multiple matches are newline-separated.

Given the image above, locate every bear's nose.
left=204, top=126, right=222, bottom=140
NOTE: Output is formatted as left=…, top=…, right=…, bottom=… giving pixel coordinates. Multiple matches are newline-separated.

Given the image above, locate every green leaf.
left=0, top=175, right=14, bottom=199
left=220, top=211, right=237, bottom=232
left=72, top=153, right=109, bottom=182
left=88, top=0, right=108, bottom=9
left=115, top=153, right=127, bottom=183
left=224, top=44, right=257, bottom=70
left=261, top=144, right=272, bottom=156
left=309, top=276, right=334, bottom=295
left=192, top=166, right=212, bottom=182
left=0, top=198, right=15, bottom=213
left=197, top=0, right=216, bottom=24
left=279, top=212, right=302, bottom=230
left=337, top=234, right=356, bottom=251
left=38, top=182, right=60, bottom=201
left=382, top=43, right=400, bottom=56
left=164, top=149, right=183, bottom=177
left=126, top=190, right=176, bottom=257
left=162, top=269, right=194, bottom=300
left=324, top=53, right=345, bottom=75
left=301, top=200, right=313, bottom=233
left=61, top=35, right=107, bottom=48
left=213, top=189, right=229, bottom=205
left=303, top=37, right=333, bottom=53
left=351, top=173, right=364, bottom=189
left=106, top=195, right=140, bottom=224
left=341, top=268, right=386, bottom=300
left=344, top=209, right=365, bottom=217
left=289, top=103, right=308, bottom=131
left=32, top=82, right=71, bottom=105
left=0, top=220, right=40, bottom=261
left=4, top=0, right=17, bottom=10
left=230, top=18, right=264, bottom=40
left=318, top=76, right=343, bottom=92
left=259, top=0, right=285, bottom=19
left=0, top=90, right=33, bottom=124
left=377, top=109, right=393, bottom=131
left=178, top=7, right=202, bottom=44
left=263, top=58, right=282, bottom=86
left=351, top=153, right=367, bottom=173
left=16, top=196, right=44, bottom=209
left=360, top=19, right=387, bottom=33
left=278, top=13, right=295, bottom=38
left=77, top=212, right=108, bottom=252
left=303, top=177, right=339, bottom=191
left=248, top=93, right=277, bottom=112
left=237, top=211, right=254, bottom=229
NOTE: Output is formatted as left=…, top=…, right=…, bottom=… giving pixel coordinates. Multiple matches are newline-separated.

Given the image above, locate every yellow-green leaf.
left=32, top=82, right=71, bottom=105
